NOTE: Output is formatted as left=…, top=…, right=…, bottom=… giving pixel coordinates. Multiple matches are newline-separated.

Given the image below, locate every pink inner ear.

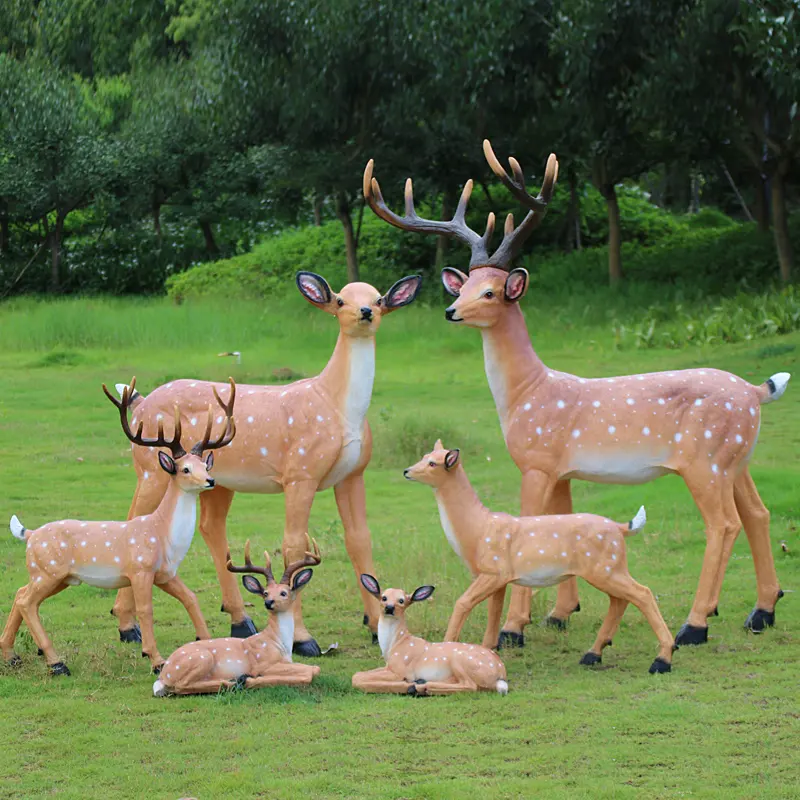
left=390, top=280, right=416, bottom=305
left=300, top=277, right=326, bottom=303
left=442, top=271, right=464, bottom=294
left=506, top=273, right=526, bottom=299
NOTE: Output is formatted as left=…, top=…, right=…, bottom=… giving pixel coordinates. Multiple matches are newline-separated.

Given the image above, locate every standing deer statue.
left=365, top=141, right=789, bottom=649
left=1, top=377, right=236, bottom=675
left=352, top=574, right=509, bottom=696
left=154, top=538, right=321, bottom=696
left=405, top=443, right=675, bottom=673
left=111, top=271, right=422, bottom=657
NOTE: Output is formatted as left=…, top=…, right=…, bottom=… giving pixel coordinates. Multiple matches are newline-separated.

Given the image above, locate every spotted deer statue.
left=352, top=575, right=509, bottom=696
left=365, top=140, right=789, bottom=649
left=405, top=443, right=675, bottom=673
left=154, top=538, right=321, bottom=696
left=1, top=378, right=236, bottom=675
left=111, top=271, right=422, bottom=657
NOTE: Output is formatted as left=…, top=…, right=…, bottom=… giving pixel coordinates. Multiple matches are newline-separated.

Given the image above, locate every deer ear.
left=441, top=268, right=467, bottom=297
left=360, top=573, right=381, bottom=596
left=242, top=575, right=264, bottom=595
left=444, top=449, right=460, bottom=470
left=411, top=585, right=435, bottom=603
left=292, top=568, right=313, bottom=591
left=158, top=452, right=176, bottom=475
left=205, top=452, right=214, bottom=471
left=504, top=268, right=529, bottom=302
left=296, top=271, right=332, bottom=306
left=382, top=275, right=422, bottom=312
left=434, top=438, right=444, bottom=450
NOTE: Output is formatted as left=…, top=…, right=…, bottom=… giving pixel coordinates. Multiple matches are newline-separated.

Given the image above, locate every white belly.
left=514, top=566, right=566, bottom=588
left=320, top=439, right=362, bottom=490
left=564, top=451, right=674, bottom=485
left=414, top=663, right=452, bottom=682
left=436, top=498, right=467, bottom=566
left=71, top=565, right=128, bottom=589
left=163, top=494, right=197, bottom=574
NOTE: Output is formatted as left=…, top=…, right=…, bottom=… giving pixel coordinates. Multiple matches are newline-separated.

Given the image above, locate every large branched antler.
left=102, top=376, right=186, bottom=459
left=191, top=377, right=237, bottom=455
left=280, top=534, right=322, bottom=585
left=226, top=539, right=275, bottom=584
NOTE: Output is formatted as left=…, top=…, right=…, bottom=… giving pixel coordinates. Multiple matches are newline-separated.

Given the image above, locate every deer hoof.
left=709, top=606, right=719, bottom=617
left=674, top=623, right=708, bottom=646
left=363, top=614, right=370, bottom=627
left=371, top=632, right=379, bottom=645
left=497, top=631, right=525, bottom=649
left=544, top=615, right=568, bottom=630
left=230, top=617, right=258, bottom=638
left=293, top=638, right=322, bottom=658
left=37, top=648, right=44, bottom=655
left=233, top=674, right=251, bottom=691
left=151, top=663, right=164, bottom=676
left=7, top=654, right=22, bottom=667
left=49, top=661, right=71, bottom=677
left=744, top=607, right=775, bottom=633
left=406, top=684, right=418, bottom=696
left=649, top=657, right=672, bottom=674
left=579, top=652, right=602, bottom=666
left=119, top=625, right=142, bottom=644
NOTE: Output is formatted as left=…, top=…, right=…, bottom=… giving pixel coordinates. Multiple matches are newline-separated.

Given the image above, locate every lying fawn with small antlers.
left=405, top=443, right=675, bottom=674
left=352, top=574, right=508, bottom=696
left=154, top=538, right=321, bottom=696
left=110, top=270, right=422, bottom=657
left=1, top=377, right=236, bottom=675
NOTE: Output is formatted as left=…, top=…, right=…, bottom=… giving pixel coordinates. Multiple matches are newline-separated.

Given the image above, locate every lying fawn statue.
left=352, top=574, right=508, bottom=696
left=154, top=538, right=322, bottom=696
left=2, top=378, right=236, bottom=675
left=405, top=442, right=675, bottom=674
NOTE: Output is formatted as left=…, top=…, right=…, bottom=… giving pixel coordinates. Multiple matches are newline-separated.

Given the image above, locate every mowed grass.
left=0, top=294, right=798, bottom=800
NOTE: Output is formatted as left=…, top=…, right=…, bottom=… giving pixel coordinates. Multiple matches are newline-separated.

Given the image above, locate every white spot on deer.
left=626, top=398, right=635, bottom=406
left=260, top=447, right=268, bottom=456
left=523, top=402, right=531, bottom=411
left=611, top=554, right=617, bottom=561
left=704, top=430, right=712, bottom=439
left=725, top=402, right=732, bottom=410
left=695, top=399, right=703, bottom=407
left=217, top=416, right=223, bottom=424
left=711, top=464, right=719, bottom=474
left=81, top=541, right=87, bottom=547
left=553, top=532, right=559, bottom=538
left=299, top=447, right=306, bottom=455
left=730, top=376, right=737, bottom=383
left=190, top=418, right=197, bottom=426
left=735, top=434, right=743, bottom=443
left=749, top=407, right=756, bottom=416
left=557, top=400, right=565, bottom=409
left=288, top=416, right=294, bottom=425
left=675, top=433, right=682, bottom=442
left=536, top=426, right=543, bottom=435
left=485, top=537, right=491, bottom=543
left=608, top=425, right=616, bottom=434
left=658, top=398, right=665, bottom=405
left=114, top=556, right=120, bottom=563
left=592, top=400, right=601, bottom=408
left=572, top=429, right=581, bottom=439
left=643, top=427, right=650, bottom=436
left=247, top=416, right=254, bottom=424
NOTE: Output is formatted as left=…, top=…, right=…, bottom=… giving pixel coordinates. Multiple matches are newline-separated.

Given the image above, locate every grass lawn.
left=0, top=295, right=798, bottom=799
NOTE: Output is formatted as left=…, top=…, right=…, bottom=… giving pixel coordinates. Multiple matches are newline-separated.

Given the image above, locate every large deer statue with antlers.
left=1, top=378, right=236, bottom=675
left=153, top=538, right=321, bottom=696
left=364, top=141, right=789, bottom=649
left=110, top=271, right=421, bottom=657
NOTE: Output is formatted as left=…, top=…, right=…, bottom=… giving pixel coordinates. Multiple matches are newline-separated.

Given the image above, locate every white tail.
left=9, top=514, right=26, bottom=541
left=496, top=679, right=509, bottom=695
left=763, top=372, right=791, bottom=404
left=152, top=679, right=168, bottom=697
left=629, top=506, right=647, bottom=533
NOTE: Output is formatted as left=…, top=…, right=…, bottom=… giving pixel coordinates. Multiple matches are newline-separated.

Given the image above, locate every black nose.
left=403, top=468, right=410, bottom=477
left=206, top=478, right=215, bottom=488
left=265, top=599, right=274, bottom=610
left=445, top=307, right=455, bottom=320
left=385, top=605, right=395, bottom=615
left=360, top=306, right=373, bottom=320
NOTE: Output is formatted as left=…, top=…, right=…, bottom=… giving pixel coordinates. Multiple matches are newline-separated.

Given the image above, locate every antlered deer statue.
left=364, top=141, right=789, bottom=649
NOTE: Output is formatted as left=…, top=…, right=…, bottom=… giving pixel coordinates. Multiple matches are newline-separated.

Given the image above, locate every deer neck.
left=265, top=609, right=295, bottom=659
left=151, top=480, right=197, bottom=569
left=318, top=332, right=375, bottom=439
left=480, top=304, right=547, bottom=436
left=377, top=615, right=412, bottom=661
left=434, top=467, right=487, bottom=568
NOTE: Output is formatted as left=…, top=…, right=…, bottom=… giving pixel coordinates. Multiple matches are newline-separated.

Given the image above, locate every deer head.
left=403, top=440, right=461, bottom=488
left=360, top=574, right=435, bottom=620
left=295, top=272, right=422, bottom=339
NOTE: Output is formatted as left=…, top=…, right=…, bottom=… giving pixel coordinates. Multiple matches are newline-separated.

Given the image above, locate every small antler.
left=226, top=539, right=275, bottom=584
left=483, top=140, right=559, bottom=269
left=363, top=159, right=496, bottom=269
left=280, top=534, right=322, bottom=585
left=191, top=377, right=237, bottom=455
left=102, top=377, right=186, bottom=459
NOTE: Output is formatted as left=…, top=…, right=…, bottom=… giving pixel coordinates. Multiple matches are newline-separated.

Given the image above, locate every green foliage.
left=683, top=207, right=738, bottom=230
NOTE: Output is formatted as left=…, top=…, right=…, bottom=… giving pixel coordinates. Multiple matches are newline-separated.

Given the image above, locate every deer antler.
left=226, top=539, right=275, bottom=584
left=483, top=140, right=559, bottom=269
left=363, top=160, right=496, bottom=269
left=191, top=377, right=237, bottom=455
left=102, top=377, right=186, bottom=459
left=280, top=535, right=322, bottom=585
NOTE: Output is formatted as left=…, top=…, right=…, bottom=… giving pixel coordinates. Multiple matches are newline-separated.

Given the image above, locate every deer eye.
left=182, top=467, right=190, bottom=474
left=428, top=460, right=436, bottom=467
left=381, top=595, right=387, bottom=602
left=280, top=591, right=287, bottom=597
left=398, top=598, right=404, bottom=604
left=337, top=297, right=344, bottom=307
left=483, top=290, right=494, bottom=299
left=376, top=297, right=382, bottom=306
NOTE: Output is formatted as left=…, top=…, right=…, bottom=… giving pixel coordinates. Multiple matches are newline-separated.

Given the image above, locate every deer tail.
left=9, top=515, right=27, bottom=541
left=757, top=372, right=791, bottom=405
left=115, top=383, right=144, bottom=408
left=624, top=506, right=646, bottom=537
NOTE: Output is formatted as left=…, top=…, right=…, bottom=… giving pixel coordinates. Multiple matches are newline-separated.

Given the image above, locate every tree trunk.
left=602, top=185, right=622, bottom=286
left=153, top=202, right=163, bottom=244
left=200, top=220, right=218, bottom=256
left=566, top=173, right=582, bottom=252
left=753, top=172, right=770, bottom=232
left=0, top=215, right=9, bottom=254
left=45, top=213, right=65, bottom=293
left=435, top=188, right=456, bottom=269
left=336, top=192, right=359, bottom=283
left=313, top=194, right=323, bottom=227
left=771, top=168, right=792, bottom=284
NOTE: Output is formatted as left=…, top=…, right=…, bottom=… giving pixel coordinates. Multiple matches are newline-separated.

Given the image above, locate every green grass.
left=0, top=295, right=798, bottom=799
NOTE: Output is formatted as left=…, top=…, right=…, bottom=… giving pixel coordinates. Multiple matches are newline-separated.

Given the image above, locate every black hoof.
left=649, top=657, right=672, bottom=674
left=233, top=673, right=252, bottom=691
left=119, top=625, right=142, bottom=644
left=371, top=632, right=379, bottom=645
left=573, top=603, right=581, bottom=613
left=49, top=661, right=71, bottom=676
left=674, top=623, right=708, bottom=646
left=710, top=606, right=719, bottom=617
left=363, top=614, right=370, bottom=627
left=497, top=631, right=525, bottom=649
left=579, top=652, right=602, bottom=666
left=293, top=638, right=322, bottom=658
left=37, top=648, right=43, bottom=656
left=152, top=663, right=163, bottom=676
left=406, top=684, right=418, bottom=696
left=544, top=615, right=567, bottom=630
left=744, top=607, right=775, bottom=633
left=230, top=617, right=258, bottom=638
left=415, top=678, right=427, bottom=685
left=7, top=654, right=22, bottom=667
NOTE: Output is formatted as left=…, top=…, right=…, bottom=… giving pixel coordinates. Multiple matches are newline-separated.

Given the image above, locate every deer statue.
left=1, top=377, right=236, bottom=675
left=153, top=537, right=322, bottom=696
left=109, top=271, right=422, bottom=657
left=352, top=574, right=509, bottom=696
left=365, top=140, right=789, bottom=649
left=405, top=443, right=675, bottom=673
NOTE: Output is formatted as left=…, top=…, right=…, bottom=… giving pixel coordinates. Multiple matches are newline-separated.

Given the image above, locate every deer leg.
left=156, top=576, right=211, bottom=641
left=706, top=485, right=742, bottom=619
left=282, top=479, right=321, bottom=657
left=198, top=486, right=255, bottom=638
left=414, top=676, right=478, bottom=696
left=17, top=579, right=71, bottom=674
left=735, top=468, right=783, bottom=632
left=352, top=667, right=415, bottom=694
left=115, top=475, right=168, bottom=643
left=545, top=480, right=580, bottom=626
left=1, top=585, right=29, bottom=664
left=334, top=471, right=380, bottom=639
left=500, top=470, right=558, bottom=647
left=130, top=573, right=162, bottom=672
left=482, top=587, right=507, bottom=650
left=580, top=596, right=628, bottom=666
left=243, top=663, right=320, bottom=688
left=445, top=573, right=508, bottom=643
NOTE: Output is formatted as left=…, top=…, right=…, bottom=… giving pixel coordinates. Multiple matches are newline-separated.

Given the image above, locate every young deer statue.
left=405, top=443, right=675, bottom=673
left=352, top=574, right=509, bottom=696
left=366, top=141, right=789, bottom=649
left=1, top=378, right=236, bottom=675
left=110, top=271, right=421, bottom=657
left=153, top=538, right=321, bottom=696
